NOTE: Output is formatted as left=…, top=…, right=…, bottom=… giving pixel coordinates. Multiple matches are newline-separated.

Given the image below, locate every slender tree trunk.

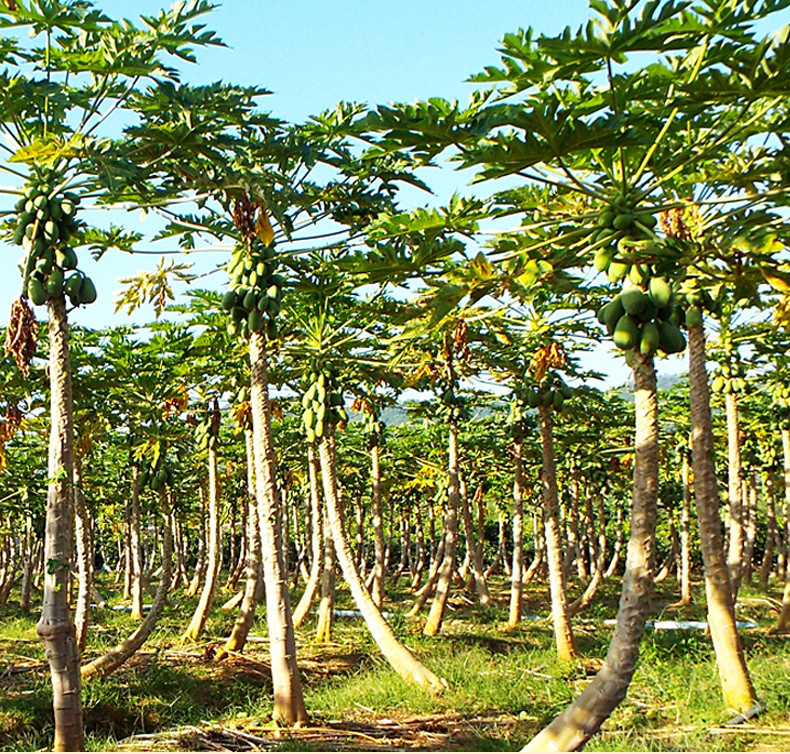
left=249, top=332, right=307, bottom=725
left=184, top=437, right=221, bottom=641
left=508, top=439, right=525, bottom=628
left=460, top=482, right=490, bottom=606
left=687, top=323, right=758, bottom=711
left=186, top=490, right=207, bottom=598
left=679, top=449, right=693, bottom=604
left=604, top=505, right=625, bottom=578
left=523, top=351, right=658, bottom=752
left=742, top=471, right=757, bottom=586
left=759, top=470, right=776, bottom=590
left=20, top=515, right=33, bottom=613
left=82, top=490, right=173, bottom=679
left=569, top=494, right=607, bottom=617
left=314, top=522, right=336, bottom=643
left=130, top=463, right=144, bottom=620
left=216, top=429, right=263, bottom=658
left=725, top=391, right=745, bottom=598
left=537, top=401, right=577, bottom=662
left=36, top=297, right=83, bottom=752
left=293, top=443, right=323, bottom=629
left=776, top=431, right=790, bottom=631
left=370, top=431, right=386, bottom=608
left=423, top=418, right=461, bottom=636
left=318, top=428, right=445, bottom=692
left=73, top=458, right=93, bottom=652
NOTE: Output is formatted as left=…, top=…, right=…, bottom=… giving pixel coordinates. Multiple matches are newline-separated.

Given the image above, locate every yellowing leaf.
left=9, top=134, right=87, bottom=165
left=762, top=267, right=790, bottom=293
left=256, top=210, right=275, bottom=247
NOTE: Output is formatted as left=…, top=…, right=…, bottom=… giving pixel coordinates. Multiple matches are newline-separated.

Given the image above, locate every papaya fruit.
left=64, top=273, right=82, bottom=298
left=594, top=247, right=614, bottom=272
left=607, top=261, right=629, bottom=283
left=613, top=213, right=634, bottom=230
left=621, top=287, right=648, bottom=316
left=248, top=308, right=262, bottom=332
left=46, top=268, right=64, bottom=296
left=553, top=390, right=564, bottom=411
left=613, top=314, right=639, bottom=350
left=648, top=277, right=672, bottom=308
left=265, top=319, right=277, bottom=339
left=685, top=305, right=703, bottom=328
left=639, top=322, right=660, bottom=355
left=222, top=290, right=237, bottom=310
left=657, top=321, right=686, bottom=354
left=604, top=296, right=626, bottom=335
left=79, top=277, right=97, bottom=304
left=637, top=298, right=657, bottom=323
left=243, top=290, right=257, bottom=310
left=28, top=278, right=47, bottom=306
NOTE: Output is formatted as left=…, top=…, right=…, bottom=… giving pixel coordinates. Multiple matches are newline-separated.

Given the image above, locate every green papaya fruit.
left=685, top=305, right=703, bottom=328
left=613, top=314, right=639, bottom=350
left=621, top=287, right=648, bottom=316
left=79, top=277, right=97, bottom=304
left=657, top=321, right=686, bottom=354
left=607, top=261, right=629, bottom=283
left=265, top=319, right=278, bottom=339
left=637, top=298, right=657, bottom=323
left=594, top=247, right=615, bottom=273
left=243, top=290, right=257, bottom=310
left=598, top=209, right=616, bottom=227
left=303, top=408, right=314, bottom=429
left=553, top=390, right=564, bottom=410
left=64, top=273, right=82, bottom=298
left=43, top=220, right=58, bottom=243
left=232, top=306, right=246, bottom=323
left=613, top=213, right=634, bottom=230
left=12, top=224, right=25, bottom=245
left=222, top=290, right=237, bottom=310
left=248, top=308, right=262, bottom=332
left=604, top=295, right=626, bottom=336
left=639, top=322, right=660, bottom=355
left=526, top=389, right=539, bottom=408
left=648, top=277, right=672, bottom=308
left=28, top=278, right=47, bottom=306
left=46, top=268, right=64, bottom=296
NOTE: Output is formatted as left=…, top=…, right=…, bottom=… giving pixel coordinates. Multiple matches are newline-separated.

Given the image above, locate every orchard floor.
left=1, top=574, right=789, bottom=752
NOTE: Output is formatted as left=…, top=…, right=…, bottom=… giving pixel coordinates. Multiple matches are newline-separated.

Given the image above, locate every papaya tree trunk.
left=424, top=417, right=461, bottom=636
left=36, top=297, right=83, bottom=752
left=184, top=436, right=221, bottom=641
left=216, top=429, right=263, bottom=658
left=460, top=482, right=490, bottom=606
left=82, top=489, right=172, bottom=679
left=370, top=430, right=386, bottom=608
left=186, top=489, right=207, bottom=598
left=249, top=332, right=307, bottom=725
left=314, top=522, right=336, bottom=642
left=679, top=448, right=693, bottom=604
left=293, top=442, right=323, bottom=629
left=318, top=427, right=445, bottom=692
left=725, top=391, right=745, bottom=598
left=130, top=462, right=144, bottom=620
left=687, top=323, right=758, bottom=711
left=73, top=457, right=93, bottom=652
left=523, top=351, right=658, bottom=752
left=759, top=470, right=776, bottom=590
left=508, top=439, right=525, bottom=628
left=537, top=401, right=577, bottom=663
left=776, top=430, right=790, bottom=631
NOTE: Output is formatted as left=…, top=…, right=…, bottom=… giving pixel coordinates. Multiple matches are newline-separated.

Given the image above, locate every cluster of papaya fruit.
left=710, top=361, right=747, bottom=394
left=592, top=200, right=658, bottom=284
left=363, top=410, right=385, bottom=439
left=772, top=384, right=790, bottom=408
left=522, top=374, right=573, bottom=413
left=223, top=239, right=284, bottom=339
left=301, top=370, right=348, bottom=442
left=13, top=176, right=94, bottom=308
left=597, top=277, right=687, bottom=356
left=138, top=460, right=174, bottom=491
left=194, top=418, right=218, bottom=450
left=439, top=386, right=468, bottom=422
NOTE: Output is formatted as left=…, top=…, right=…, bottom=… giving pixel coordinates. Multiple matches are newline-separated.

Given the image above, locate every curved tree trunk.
left=460, top=482, right=490, bottom=606
left=82, top=490, right=173, bottom=679
left=36, top=297, right=83, bottom=752
left=216, top=429, right=264, bottom=659
left=184, top=436, right=221, bottom=641
left=73, top=458, right=93, bottom=652
left=523, top=351, right=658, bottom=752
left=249, top=332, right=308, bottom=726
left=424, top=417, right=461, bottom=636
left=293, top=443, right=323, bottom=629
left=370, top=431, right=386, bottom=608
left=687, top=323, right=758, bottom=711
left=537, top=401, right=577, bottom=663
left=725, top=391, right=745, bottom=598
left=776, top=430, right=790, bottom=631
left=508, top=439, right=525, bottom=628
left=318, top=427, right=446, bottom=693
left=130, top=462, right=144, bottom=621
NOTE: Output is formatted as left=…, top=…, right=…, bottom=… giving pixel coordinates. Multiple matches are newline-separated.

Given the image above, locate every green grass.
left=1, top=573, right=789, bottom=751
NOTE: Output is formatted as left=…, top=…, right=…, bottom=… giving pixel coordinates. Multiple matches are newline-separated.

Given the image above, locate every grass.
left=1, top=573, right=789, bottom=751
